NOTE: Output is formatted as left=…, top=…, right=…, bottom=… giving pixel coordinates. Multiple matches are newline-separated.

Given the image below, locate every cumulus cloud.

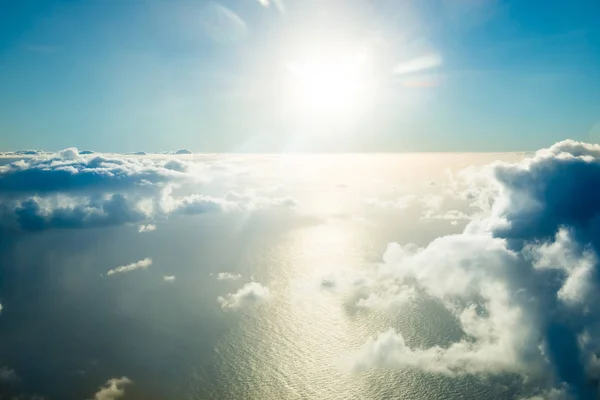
left=216, top=272, right=242, bottom=281
left=138, top=224, right=156, bottom=233
left=0, top=148, right=186, bottom=195
left=90, top=377, right=131, bottom=400
left=13, top=194, right=150, bottom=231
left=0, top=149, right=299, bottom=231
left=350, top=140, right=600, bottom=398
left=106, top=258, right=152, bottom=276
left=163, top=275, right=176, bottom=282
left=218, top=282, right=270, bottom=310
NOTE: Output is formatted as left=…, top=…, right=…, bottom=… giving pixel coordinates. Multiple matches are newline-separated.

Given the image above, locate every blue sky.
left=1, top=0, right=599, bottom=152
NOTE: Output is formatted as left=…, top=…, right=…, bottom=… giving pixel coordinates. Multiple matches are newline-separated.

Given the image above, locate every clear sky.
left=1, top=0, right=599, bottom=152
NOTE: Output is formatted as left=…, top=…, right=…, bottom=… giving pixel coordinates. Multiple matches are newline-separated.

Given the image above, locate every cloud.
left=218, top=282, right=270, bottom=310
left=350, top=140, right=600, bottom=398
left=0, top=149, right=300, bottom=231
left=163, top=275, right=176, bottom=282
left=106, top=258, right=152, bottom=276
left=174, top=149, right=193, bottom=155
left=0, top=148, right=186, bottom=195
left=13, top=194, right=150, bottom=231
left=355, top=285, right=415, bottom=310
left=0, top=366, right=19, bottom=383
left=216, top=272, right=242, bottom=281
left=393, top=53, right=443, bottom=75
left=423, top=209, right=471, bottom=222
left=420, top=194, right=444, bottom=216
left=364, top=194, right=417, bottom=209
left=90, top=377, right=132, bottom=400
left=138, top=224, right=156, bottom=233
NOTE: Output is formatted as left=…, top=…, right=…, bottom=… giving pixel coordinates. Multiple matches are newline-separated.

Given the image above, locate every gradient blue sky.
left=1, top=0, right=599, bottom=152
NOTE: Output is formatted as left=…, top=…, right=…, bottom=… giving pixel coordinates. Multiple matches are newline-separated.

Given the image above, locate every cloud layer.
left=0, top=148, right=298, bottom=231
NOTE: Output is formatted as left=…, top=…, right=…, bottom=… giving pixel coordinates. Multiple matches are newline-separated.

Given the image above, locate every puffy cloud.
left=163, top=275, right=176, bottom=282
left=106, top=258, right=152, bottom=276
left=174, top=149, right=193, bottom=155
left=13, top=194, right=149, bottom=231
left=138, top=224, right=156, bottom=233
left=218, top=282, right=270, bottom=310
left=0, top=150, right=299, bottom=231
left=0, top=148, right=186, bottom=195
left=350, top=140, right=600, bottom=398
left=216, top=272, right=242, bottom=281
left=90, top=377, right=132, bottom=400
left=355, top=285, right=415, bottom=310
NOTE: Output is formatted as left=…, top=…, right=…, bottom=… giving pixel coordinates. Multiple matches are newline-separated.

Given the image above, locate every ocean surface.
left=0, top=153, right=533, bottom=399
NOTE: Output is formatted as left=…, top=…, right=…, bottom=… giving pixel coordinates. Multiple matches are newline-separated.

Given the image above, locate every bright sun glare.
left=285, top=49, right=368, bottom=118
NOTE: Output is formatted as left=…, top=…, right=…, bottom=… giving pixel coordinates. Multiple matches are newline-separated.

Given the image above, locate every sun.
left=285, top=49, right=369, bottom=118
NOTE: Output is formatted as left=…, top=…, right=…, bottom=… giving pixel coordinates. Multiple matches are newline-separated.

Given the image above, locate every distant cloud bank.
left=0, top=148, right=298, bottom=232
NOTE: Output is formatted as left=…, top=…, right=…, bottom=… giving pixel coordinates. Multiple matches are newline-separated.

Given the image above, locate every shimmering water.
left=0, top=154, right=531, bottom=399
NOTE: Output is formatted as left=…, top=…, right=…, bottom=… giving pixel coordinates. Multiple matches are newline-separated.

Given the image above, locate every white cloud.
left=216, top=272, right=242, bottom=281
left=90, top=377, right=132, bottom=400
left=138, top=224, right=156, bottom=233
left=423, top=209, right=471, bottom=221
left=420, top=194, right=444, bottom=216
left=393, top=53, right=443, bottom=75
left=107, top=258, right=152, bottom=276
left=364, top=194, right=417, bottom=209
left=349, top=140, right=600, bottom=398
left=0, top=150, right=300, bottom=231
left=218, top=282, right=270, bottom=310
left=163, top=275, right=176, bottom=282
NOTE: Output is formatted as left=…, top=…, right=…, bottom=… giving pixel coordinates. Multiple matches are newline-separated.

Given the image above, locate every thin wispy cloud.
left=106, top=258, right=152, bottom=276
